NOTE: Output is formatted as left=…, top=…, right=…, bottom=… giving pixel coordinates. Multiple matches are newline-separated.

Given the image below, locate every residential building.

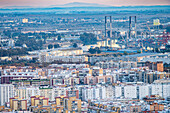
left=0, top=84, right=14, bottom=106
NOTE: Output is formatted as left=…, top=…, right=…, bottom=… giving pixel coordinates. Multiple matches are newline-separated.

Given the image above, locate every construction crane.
left=146, top=22, right=151, bottom=38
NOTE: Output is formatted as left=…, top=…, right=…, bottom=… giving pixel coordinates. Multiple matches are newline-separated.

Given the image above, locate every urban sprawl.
left=0, top=5, right=170, bottom=113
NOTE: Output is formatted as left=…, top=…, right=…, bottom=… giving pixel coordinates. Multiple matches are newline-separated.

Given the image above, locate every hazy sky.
left=0, top=0, right=170, bottom=7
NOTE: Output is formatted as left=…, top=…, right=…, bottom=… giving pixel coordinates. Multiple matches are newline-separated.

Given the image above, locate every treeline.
left=0, top=48, right=28, bottom=57
left=0, top=60, right=39, bottom=68
left=80, top=33, right=97, bottom=45
left=89, top=47, right=101, bottom=54
left=3, top=30, right=63, bottom=51
left=166, top=26, right=170, bottom=33
left=3, top=30, right=62, bottom=40
left=15, top=36, right=44, bottom=51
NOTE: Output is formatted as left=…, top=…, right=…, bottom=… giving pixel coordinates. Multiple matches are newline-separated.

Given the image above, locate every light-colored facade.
left=39, top=49, right=84, bottom=63
left=39, top=88, right=54, bottom=101
left=82, top=85, right=106, bottom=101
left=0, top=84, right=14, bottom=106
left=96, top=61, right=137, bottom=69
left=138, top=85, right=150, bottom=99
left=15, top=87, right=40, bottom=100
left=124, top=85, right=137, bottom=99
left=114, top=83, right=170, bottom=99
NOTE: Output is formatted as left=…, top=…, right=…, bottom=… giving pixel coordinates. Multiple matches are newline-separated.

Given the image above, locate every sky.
left=0, top=0, right=170, bottom=8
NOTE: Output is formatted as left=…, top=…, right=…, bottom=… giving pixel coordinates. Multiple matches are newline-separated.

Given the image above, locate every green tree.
left=123, top=51, right=128, bottom=55
left=73, top=43, right=78, bottom=48
left=58, top=35, right=61, bottom=40
left=48, top=44, right=53, bottom=49
left=95, top=47, right=101, bottom=54
left=0, top=48, right=28, bottom=57
left=89, top=47, right=101, bottom=54
left=89, top=48, right=96, bottom=54
left=166, top=26, right=170, bottom=32
left=80, top=33, right=97, bottom=45
left=15, top=35, right=44, bottom=50
left=54, top=44, right=60, bottom=48
left=137, top=50, right=141, bottom=53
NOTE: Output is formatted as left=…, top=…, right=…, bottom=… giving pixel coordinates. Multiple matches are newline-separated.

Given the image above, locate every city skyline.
left=0, top=0, right=169, bottom=112
left=0, top=0, right=170, bottom=8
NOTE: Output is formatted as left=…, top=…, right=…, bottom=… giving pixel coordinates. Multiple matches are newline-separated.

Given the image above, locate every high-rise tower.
left=129, top=16, right=137, bottom=39
left=105, top=16, right=112, bottom=38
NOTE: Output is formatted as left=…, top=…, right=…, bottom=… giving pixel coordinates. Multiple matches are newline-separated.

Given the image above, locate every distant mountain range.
left=51, top=2, right=111, bottom=7
left=2, top=2, right=111, bottom=9
left=2, top=2, right=170, bottom=9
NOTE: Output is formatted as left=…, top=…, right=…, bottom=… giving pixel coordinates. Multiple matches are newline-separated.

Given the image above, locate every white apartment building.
left=39, top=49, right=84, bottom=63
left=115, top=86, right=122, bottom=98
left=105, top=85, right=115, bottom=99
left=53, top=87, right=67, bottom=97
left=81, top=82, right=170, bottom=101
left=82, top=85, right=106, bottom=101
left=114, top=83, right=170, bottom=99
left=140, top=53, right=170, bottom=64
left=162, top=84, right=170, bottom=98
left=39, top=55, right=88, bottom=63
left=2, top=67, right=39, bottom=78
left=15, top=87, right=40, bottom=100
left=0, top=84, right=14, bottom=106
left=49, top=64, right=89, bottom=69
left=82, top=88, right=99, bottom=101
left=95, top=59, right=137, bottom=69
left=26, top=87, right=40, bottom=98
left=138, top=85, right=150, bottom=99
left=150, top=84, right=163, bottom=97
left=39, top=88, right=54, bottom=101
left=150, top=83, right=170, bottom=98
left=124, top=85, right=137, bottom=99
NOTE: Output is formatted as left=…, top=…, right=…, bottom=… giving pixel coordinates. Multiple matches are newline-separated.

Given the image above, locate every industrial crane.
left=146, top=22, right=151, bottom=38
